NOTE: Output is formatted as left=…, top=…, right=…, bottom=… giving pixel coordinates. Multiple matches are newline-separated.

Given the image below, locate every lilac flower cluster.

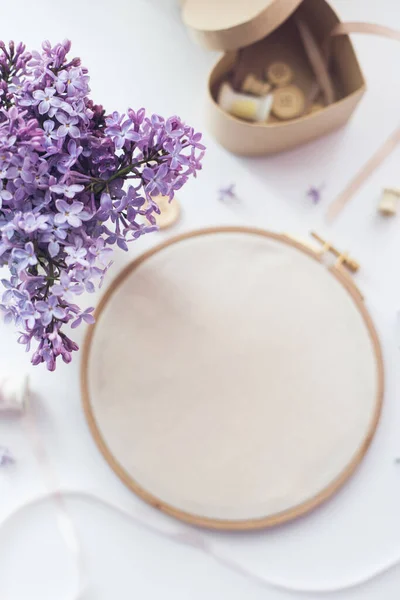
left=0, top=40, right=204, bottom=370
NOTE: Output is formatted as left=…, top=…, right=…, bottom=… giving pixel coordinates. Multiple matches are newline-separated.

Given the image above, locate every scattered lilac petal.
left=0, top=446, right=15, bottom=466
left=218, top=184, right=239, bottom=203
left=306, top=184, right=325, bottom=204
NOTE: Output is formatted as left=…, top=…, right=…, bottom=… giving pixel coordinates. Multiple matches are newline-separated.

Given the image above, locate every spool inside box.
left=210, top=0, right=364, bottom=125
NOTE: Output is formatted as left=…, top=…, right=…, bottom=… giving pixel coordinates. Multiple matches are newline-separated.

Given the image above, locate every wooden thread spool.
left=378, top=187, right=400, bottom=216
left=272, top=85, right=306, bottom=120
left=241, top=73, right=271, bottom=97
left=266, top=62, right=293, bottom=87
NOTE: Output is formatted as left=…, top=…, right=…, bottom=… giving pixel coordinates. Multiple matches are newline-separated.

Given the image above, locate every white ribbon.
left=1, top=375, right=400, bottom=597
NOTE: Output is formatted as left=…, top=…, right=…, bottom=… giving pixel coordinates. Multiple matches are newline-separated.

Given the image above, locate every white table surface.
left=1, top=0, right=400, bottom=598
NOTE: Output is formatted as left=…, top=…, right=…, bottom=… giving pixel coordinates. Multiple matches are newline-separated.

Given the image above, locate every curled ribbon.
left=1, top=375, right=400, bottom=596
left=21, top=392, right=88, bottom=600
left=0, top=376, right=87, bottom=599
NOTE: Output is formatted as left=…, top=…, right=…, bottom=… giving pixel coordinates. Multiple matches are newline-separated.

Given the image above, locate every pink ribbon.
left=325, top=22, right=400, bottom=220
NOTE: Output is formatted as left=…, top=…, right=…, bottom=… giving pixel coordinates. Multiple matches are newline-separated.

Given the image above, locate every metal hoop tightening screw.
left=311, top=232, right=360, bottom=273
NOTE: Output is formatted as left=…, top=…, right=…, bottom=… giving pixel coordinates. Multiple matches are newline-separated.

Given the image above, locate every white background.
left=0, top=0, right=400, bottom=598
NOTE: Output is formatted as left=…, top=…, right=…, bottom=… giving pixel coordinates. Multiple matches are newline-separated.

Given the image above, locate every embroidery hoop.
left=81, top=227, right=384, bottom=531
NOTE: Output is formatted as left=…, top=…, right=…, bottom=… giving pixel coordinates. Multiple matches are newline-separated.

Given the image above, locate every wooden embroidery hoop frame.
left=81, top=227, right=384, bottom=531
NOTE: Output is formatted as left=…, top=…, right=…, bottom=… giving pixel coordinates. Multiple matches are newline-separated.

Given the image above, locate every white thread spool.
left=0, top=375, right=29, bottom=415
left=218, top=82, right=273, bottom=122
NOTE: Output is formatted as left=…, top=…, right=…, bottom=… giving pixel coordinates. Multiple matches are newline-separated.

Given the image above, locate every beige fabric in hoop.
left=82, top=228, right=383, bottom=530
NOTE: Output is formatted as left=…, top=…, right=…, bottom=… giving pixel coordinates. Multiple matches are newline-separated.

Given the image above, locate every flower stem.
left=92, top=151, right=163, bottom=196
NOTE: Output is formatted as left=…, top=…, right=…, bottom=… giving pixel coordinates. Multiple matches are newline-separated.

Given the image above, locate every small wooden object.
left=152, top=195, right=181, bottom=229
left=241, top=73, right=271, bottom=97
left=378, top=187, right=400, bottom=216
left=272, top=84, right=305, bottom=120
left=266, top=62, right=293, bottom=87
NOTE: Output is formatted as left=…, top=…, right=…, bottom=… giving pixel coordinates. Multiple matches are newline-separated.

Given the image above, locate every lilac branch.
left=0, top=39, right=205, bottom=370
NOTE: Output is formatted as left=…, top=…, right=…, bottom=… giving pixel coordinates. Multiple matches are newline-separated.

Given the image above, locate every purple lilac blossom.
left=0, top=39, right=205, bottom=370
left=306, top=184, right=325, bottom=204
left=0, top=446, right=14, bottom=466
left=218, top=184, right=238, bottom=203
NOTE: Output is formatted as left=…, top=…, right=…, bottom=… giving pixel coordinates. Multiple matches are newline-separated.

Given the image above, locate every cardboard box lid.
left=182, top=0, right=304, bottom=51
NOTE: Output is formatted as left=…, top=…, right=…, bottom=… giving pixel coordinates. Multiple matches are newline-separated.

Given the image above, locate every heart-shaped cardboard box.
left=182, top=0, right=366, bottom=155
